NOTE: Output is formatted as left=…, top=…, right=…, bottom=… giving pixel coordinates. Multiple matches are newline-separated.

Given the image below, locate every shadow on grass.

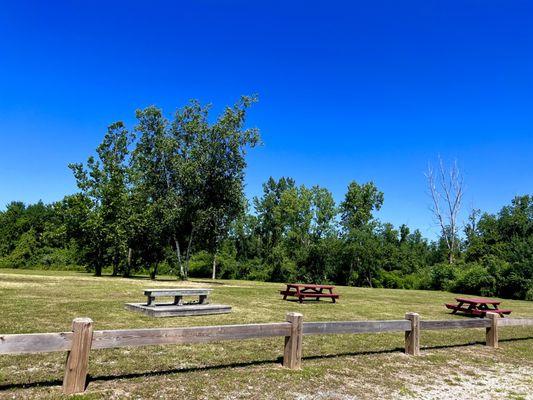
left=1, top=336, right=532, bottom=392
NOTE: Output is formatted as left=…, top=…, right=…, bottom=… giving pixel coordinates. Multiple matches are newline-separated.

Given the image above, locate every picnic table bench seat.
left=144, top=288, right=212, bottom=306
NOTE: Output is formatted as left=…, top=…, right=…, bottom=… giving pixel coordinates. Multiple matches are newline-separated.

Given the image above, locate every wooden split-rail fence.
left=1, top=312, right=532, bottom=394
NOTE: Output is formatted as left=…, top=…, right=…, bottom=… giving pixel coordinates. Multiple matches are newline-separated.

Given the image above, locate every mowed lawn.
left=1, top=269, right=532, bottom=400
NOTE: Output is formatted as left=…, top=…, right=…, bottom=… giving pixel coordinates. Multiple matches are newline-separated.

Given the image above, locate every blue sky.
left=0, top=1, right=532, bottom=239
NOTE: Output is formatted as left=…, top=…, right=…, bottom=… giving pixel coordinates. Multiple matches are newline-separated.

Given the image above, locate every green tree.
left=338, top=181, right=384, bottom=287
left=340, top=181, right=384, bottom=232
left=69, top=122, right=133, bottom=276
left=132, top=96, right=260, bottom=279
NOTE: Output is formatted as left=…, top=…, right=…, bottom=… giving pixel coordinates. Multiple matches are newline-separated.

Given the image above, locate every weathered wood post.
left=63, top=318, right=93, bottom=394
left=405, top=312, right=420, bottom=356
left=283, top=312, right=303, bottom=369
left=485, top=312, right=499, bottom=348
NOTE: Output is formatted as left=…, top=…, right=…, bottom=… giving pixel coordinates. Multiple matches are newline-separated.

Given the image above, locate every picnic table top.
left=455, top=297, right=501, bottom=305
left=286, top=283, right=335, bottom=289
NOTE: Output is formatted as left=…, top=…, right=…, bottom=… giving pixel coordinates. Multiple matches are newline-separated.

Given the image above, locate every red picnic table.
left=445, top=297, right=512, bottom=318
left=280, top=283, right=339, bottom=303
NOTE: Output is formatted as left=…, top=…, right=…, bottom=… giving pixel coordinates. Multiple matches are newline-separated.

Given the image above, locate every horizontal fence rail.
left=91, top=323, right=292, bottom=349
left=0, top=332, right=73, bottom=354
left=0, top=313, right=531, bottom=395
left=497, top=318, right=533, bottom=327
left=420, top=319, right=491, bottom=330
left=303, top=320, right=411, bottom=335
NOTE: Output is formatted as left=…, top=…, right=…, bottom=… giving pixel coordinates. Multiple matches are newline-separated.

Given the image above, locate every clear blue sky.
left=0, top=1, right=532, bottom=239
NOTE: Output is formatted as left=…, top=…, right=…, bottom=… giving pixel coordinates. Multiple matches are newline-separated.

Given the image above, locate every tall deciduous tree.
left=339, top=181, right=384, bottom=287
left=340, top=181, right=384, bottom=232
left=132, top=96, right=260, bottom=279
left=425, top=157, right=464, bottom=264
left=69, top=122, right=133, bottom=276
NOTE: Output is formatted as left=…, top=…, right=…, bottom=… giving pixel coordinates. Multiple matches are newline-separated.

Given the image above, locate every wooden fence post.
left=63, top=318, right=93, bottom=394
left=405, top=312, right=420, bottom=356
left=485, top=312, right=499, bottom=348
left=283, top=312, right=303, bottom=369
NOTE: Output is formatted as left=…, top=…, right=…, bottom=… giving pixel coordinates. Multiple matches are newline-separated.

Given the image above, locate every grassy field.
left=0, top=269, right=532, bottom=400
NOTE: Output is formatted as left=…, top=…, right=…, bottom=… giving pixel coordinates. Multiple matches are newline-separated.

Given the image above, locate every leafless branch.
left=425, top=156, right=464, bottom=263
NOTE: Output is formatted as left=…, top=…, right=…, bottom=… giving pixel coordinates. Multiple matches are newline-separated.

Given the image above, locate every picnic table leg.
left=452, top=302, right=463, bottom=314
left=199, top=295, right=208, bottom=305
left=146, top=296, right=155, bottom=306
left=329, top=288, right=336, bottom=303
left=492, top=304, right=504, bottom=318
left=316, top=288, right=322, bottom=301
left=173, top=296, right=183, bottom=305
left=296, top=287, right=303, bottom=303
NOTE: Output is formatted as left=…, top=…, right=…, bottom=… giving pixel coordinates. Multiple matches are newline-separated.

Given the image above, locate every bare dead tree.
left=425, top=157, right=464, bottom=264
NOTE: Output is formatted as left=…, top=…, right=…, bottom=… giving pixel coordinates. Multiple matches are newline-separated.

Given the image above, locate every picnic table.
left=445, top=297, right=512, bottom=318
left=144, top=288, right=212, bottom=306
left=280, top=283, right=339, bottom=303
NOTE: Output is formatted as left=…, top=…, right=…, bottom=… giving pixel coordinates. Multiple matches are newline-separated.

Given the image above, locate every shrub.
left=452, top=263, right=496, bottom=296
left=378, top=270, right=406, bottom=289
left=525, top=285, right=533, bottom=301
left=246, top=262, right=273, bottom=282
left=187, top=251, right=213, bottom=278
left=428, top=262, right=459, bottom=291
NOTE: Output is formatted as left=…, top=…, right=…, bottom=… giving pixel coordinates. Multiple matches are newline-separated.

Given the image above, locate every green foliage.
left=0, top=97, right=530, bottom=300
left=131, top=96, right=260, bottom=279
left=427, top=262, right=460, bottom=291
left=340, top=181, right=384, bottom=231
left=451, top=263, right=496, bottom=297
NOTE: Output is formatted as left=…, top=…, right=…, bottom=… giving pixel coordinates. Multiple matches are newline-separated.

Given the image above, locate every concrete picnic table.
left=445, top=297, right=512, bottom=317
left=144, top=288, right=212, bottom=306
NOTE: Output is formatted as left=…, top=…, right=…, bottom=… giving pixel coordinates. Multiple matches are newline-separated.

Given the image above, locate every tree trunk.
left=112, top=255, right=119, bottom=276
left=366, top=271, right=373, bottom=288
left=174, top=237, right=184, bottom=278
left=211, top=253, right=217, bottom=280
left=95, top=247, right=103, bottom=276
left=123, top=248, right=132, bottom=278
left=183, top=228, right=195, bottom=280
left=149, top=263, right=158, bottom=280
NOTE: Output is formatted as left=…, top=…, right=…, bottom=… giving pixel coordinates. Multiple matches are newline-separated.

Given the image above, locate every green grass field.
left=1, top=269, right=532, bottom=399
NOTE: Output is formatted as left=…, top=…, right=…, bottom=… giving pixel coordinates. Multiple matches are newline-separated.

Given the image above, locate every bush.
left=378, top=270, right=406, bottom=289
left=246, top=262, right=273, bottom=282
left=38, top=246, right=82, bottom=269
left=497, top=266, right=531, bottom=299
left=525, top=285, right=533, bottom=301
left=188, top=251, right=213, bottom=278
left=216, top=250, right=240, bottom=279
left=451, top=263, right=496, bottom=296
left=428, top=262, right=459, bottom=291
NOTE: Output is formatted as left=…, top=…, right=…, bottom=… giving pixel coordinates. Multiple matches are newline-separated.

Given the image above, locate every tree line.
left=0, top=97, right=531, bottom=300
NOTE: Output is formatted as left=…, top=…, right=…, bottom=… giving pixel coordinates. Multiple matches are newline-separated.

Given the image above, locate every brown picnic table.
left=280, top=283, right=339, bottom=303
left=445, top=297, right=512, bottom=318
